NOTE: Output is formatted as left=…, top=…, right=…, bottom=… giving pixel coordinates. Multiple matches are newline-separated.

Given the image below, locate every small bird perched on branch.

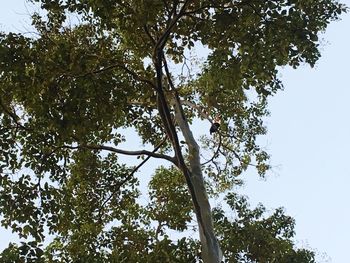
left=210, top=115, right=221, bottom=135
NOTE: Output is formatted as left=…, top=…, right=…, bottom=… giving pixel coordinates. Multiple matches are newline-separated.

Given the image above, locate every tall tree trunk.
left=173, top=98, right=223, bottom=263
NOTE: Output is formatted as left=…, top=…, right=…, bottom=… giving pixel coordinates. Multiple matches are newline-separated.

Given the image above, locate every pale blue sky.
left=0, top=1, right=349, bottom=262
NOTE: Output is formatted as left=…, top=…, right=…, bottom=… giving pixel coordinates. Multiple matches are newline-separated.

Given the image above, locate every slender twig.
left=180, top=55, right=191, bottom=79
left=220, top=142, right=260, bottom=168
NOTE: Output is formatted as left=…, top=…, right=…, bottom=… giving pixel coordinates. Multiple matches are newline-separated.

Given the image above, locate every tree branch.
left=98, top=137, right=168, bottom=219
left=61, top=144, right=175, bottom=163
left=69, top=62, right=156, bottom=88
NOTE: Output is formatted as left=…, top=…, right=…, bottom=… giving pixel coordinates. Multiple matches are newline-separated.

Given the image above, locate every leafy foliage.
left=0, top=0, right=346, bottom=262
left=214, top=193, right=316, bottom=262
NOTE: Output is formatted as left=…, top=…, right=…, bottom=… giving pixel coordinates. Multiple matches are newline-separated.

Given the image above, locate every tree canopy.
left=0, top=0, right=346, bottom=262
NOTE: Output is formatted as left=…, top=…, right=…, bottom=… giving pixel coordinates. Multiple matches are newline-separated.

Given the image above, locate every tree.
left=0, top=0, right=346, bottom=262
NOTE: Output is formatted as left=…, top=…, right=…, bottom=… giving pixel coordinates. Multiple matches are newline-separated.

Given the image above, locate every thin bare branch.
left=61, top=144, right=175, bottom=163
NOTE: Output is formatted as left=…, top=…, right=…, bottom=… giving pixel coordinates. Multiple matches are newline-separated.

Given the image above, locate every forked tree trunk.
left=153, top=39, right=222, bottom=262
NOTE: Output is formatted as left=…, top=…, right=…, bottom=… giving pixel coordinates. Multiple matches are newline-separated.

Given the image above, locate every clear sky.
left=0, top=1, right=349, bottom=262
